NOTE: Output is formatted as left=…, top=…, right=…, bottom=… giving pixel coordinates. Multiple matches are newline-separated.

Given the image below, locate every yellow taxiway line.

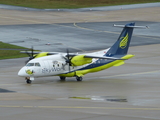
left=103, top=70, right=160, bottom=78
left=0, top=105, right=160, bottom=111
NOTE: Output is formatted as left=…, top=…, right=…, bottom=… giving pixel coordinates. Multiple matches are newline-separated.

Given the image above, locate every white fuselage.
left=18, top=49, right=109, bottom=78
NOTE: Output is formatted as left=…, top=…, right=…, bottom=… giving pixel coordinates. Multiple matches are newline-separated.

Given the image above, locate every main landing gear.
left=59, top=76, right=83, bottom=81
left=59, top=76, right=66, bottom=81
left=76, top=76, right=83, bottom=81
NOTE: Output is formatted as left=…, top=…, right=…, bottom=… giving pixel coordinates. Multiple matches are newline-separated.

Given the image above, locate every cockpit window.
left=26, top=62, right=41, bottom=67
left=26, top=63, right=34, bottom=67
left=35, top=62, right=41, bottom=67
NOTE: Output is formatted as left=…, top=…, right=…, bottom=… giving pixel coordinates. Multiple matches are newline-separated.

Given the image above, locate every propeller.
left=65, top=49, right=71, bottom=72
left=61, top=49, right=73, bottom=72
left=25, top=46, right=36, bottom=64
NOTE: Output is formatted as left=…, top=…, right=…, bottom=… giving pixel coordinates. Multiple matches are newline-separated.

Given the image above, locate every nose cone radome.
left=18, top=67, right=27, bottom=77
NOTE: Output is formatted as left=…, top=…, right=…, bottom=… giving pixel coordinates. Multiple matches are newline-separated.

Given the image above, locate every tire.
left=76, top=76, right=83, bottom=81
left=60, top=76, right=66, bottom=81
left=26, top=79, right=32, bottom=84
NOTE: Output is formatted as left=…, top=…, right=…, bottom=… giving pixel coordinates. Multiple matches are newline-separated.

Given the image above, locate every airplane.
left=18, top=22, right=148, bottom=84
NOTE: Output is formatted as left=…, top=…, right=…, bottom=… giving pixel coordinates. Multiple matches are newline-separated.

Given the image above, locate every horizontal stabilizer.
left=84, top=55, right=127, bottom=60
left=113, top=24, right=149, bottom=29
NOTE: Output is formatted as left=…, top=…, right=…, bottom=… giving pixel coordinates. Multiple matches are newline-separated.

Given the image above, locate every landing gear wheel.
left=60, top=76, right=66, bottom=81
left=26, top=79, right=32, bottom=84
left=25, top=77, right=32, bottom=84
left=76, top=76, right=83, bottom=81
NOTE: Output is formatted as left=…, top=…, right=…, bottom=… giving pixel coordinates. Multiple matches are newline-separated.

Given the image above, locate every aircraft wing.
left=65, top=54, right=127, bottom=66
left=66, top=54, right=127, bottom=60
left=20, top=51, right=41, bottom=54
left=20, top=51, right=59, bottom=55
left=65, top=54, right=127, bottom=60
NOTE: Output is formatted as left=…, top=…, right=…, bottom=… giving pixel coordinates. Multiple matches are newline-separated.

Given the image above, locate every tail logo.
left=119, top=33, right=128, bottom=49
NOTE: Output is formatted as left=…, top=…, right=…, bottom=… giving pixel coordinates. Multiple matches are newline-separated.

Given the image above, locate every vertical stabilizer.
left=105, top=23, right=135, bottom=56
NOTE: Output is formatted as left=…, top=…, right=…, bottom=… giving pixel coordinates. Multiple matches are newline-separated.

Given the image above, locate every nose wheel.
left=25, top=77, right=32, bottom=84
left=26, top=79, right=32, bottom=84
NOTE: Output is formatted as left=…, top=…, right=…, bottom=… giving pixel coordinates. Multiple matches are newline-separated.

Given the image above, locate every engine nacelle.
left=71, top=55, right=92, bottom=66
left=34, top=52, right=49, bottom=58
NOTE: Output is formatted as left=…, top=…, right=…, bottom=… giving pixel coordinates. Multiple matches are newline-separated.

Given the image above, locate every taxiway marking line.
left=0, top=12, right=159, bottom=41
left=73, top=23, right=160, bottom=40
left=103, top=70, right=160, bottom=78
left=0, top=14, right=86, bottom=52
left=0, top=15, right=47, bottom=24
left=0, top=70, right=159, bottom=86
left=73, top=22, right=118, bottom=34
left=0, top=105, right=160, bottom=110
left=1, top=14, right=157, bottom=40
left=86, top=70, right=160, bottom=80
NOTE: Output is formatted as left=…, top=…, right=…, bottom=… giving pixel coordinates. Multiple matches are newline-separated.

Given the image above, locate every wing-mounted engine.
left=71, top=55, right=92, bottom=66
left=62, top=49, right=93, bottom=72
left=20, top=46, right=58, bottom=64
left=34, top=52, right=49, bottom=58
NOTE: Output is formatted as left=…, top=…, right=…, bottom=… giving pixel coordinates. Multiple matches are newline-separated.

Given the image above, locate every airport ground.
left=0, top=3, right=160, bottom=120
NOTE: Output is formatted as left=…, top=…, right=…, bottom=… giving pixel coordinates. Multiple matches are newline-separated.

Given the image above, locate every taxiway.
left=0, top=3, right=160, bottom=120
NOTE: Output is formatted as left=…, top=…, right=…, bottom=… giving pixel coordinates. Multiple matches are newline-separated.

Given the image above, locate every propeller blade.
left=66, top=49, right=71, bottom=72
left=66, top=49, right=70, bottom=60
left=23, top=46, right=36, bottom=64
left=25, top=51, right=31, bottom=57
left=31, top=46, right=34, bottom=58
left=61, top=49, right=75, bottom=72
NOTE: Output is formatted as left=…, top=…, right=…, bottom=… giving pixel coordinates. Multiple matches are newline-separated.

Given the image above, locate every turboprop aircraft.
left=18, top=22, right=148, bottom=84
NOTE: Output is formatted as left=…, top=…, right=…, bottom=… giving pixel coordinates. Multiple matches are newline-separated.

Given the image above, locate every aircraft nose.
left=18, top=67, right=27, bottom=76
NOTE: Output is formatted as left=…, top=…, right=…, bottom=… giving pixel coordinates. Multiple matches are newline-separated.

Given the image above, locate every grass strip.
left=0, top=42, right=28, bottom=60
left=0, top=0, right=159, bottom=9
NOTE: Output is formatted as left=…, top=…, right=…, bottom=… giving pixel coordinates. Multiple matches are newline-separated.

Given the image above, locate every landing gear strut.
left=25, top=77, right=32, bottom=84
left=60, top=76, right=66, bottom=81
left=76, top=76, right=83, bottom=81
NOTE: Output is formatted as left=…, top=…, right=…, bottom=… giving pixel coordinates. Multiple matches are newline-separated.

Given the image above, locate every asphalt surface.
left=1, top=21, right=160, bottom=52
left=0, top=3, right=160, bottom=120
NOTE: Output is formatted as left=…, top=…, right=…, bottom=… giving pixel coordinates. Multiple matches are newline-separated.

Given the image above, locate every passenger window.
left=35, top=63, right=41, bottom=67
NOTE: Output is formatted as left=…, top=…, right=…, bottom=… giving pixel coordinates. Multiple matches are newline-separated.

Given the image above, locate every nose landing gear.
left=25, top=77, right=32, bottom=84
left=25, top=77, right=34, bottom=84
